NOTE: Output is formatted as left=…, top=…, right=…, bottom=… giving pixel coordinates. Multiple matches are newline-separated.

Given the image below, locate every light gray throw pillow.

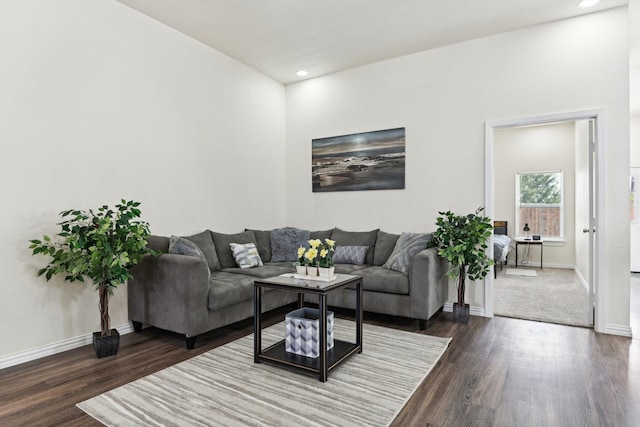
left=168, top=236, right=211, bottom=278
left=333, top=246, right=369, bottom=265
left=383, top=232, right=431, bottom=274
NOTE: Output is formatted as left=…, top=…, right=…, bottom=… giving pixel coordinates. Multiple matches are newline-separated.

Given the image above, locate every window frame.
left=515, top=170, right=564, bottom=241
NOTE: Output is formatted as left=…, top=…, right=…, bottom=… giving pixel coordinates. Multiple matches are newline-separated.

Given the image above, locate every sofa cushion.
left=270, top=227, right=310, bottom=262
left=355, top=266, right=410, bottom=294
left=211, top=230, right=258, bottom=269
left=147, top=235, right=169, bottom=252
left=331, top=228, right=378, bottom=265
left=246, top=229, right=272, bottom=262
left=333, top=246, right=368, bottom=265
left=383, top=232, right=431, bottom=274
left=222, top=263, right=294, bottom=278
left=229, top=243, right=263, bottom=269
left=310, top=228, right=334, bottom=241
left=374, top=230, right=400, bottom=266
left=184, top=230, right=221, bottom=271
left=208, top=272, right=256, bottom=311
left=334, top=264, right=369, bottom=275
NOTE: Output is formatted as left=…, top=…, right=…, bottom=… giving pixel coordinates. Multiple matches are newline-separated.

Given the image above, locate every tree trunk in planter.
left=93, top=283, right=119, bottom=357
left=99, top=283, right=111, bottom=336
left=453, top=271, right=470, bottom=323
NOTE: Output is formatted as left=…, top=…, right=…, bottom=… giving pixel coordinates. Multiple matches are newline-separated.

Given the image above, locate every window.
left=515, top=171, right=563, bottom=240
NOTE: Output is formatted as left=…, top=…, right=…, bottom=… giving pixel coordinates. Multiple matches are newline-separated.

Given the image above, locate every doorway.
left=485, top=110, right=605, bottom=332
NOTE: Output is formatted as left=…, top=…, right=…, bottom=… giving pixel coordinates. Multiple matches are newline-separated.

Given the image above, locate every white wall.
left=0, top=1, right=286, bottom=362
left=286, top=8, right=630, bottom=332
left=494, top=122, right=576, bottom=268
left=632, top=117, right=640, bottom=166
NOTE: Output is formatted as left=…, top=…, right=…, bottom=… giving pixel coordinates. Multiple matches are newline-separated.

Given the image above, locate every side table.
left=253, top=273, right=363, bottom=382
left=515, top=239, right=544, bottom=269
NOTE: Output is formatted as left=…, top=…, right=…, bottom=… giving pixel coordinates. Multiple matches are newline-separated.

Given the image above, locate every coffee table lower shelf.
left=257, top=339, right=360, bottom=376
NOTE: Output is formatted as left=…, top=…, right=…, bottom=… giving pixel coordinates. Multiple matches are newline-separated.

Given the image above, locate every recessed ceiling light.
left=578, top=0, right=599, bottom=7
left=296, top=70, right=309, bottom=77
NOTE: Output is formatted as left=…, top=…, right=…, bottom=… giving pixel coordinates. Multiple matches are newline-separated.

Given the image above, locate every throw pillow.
left=271, top=228, right=311, bottom=262
left=229, top=243, right=263, bottom=269
left=333, top=246, right=369, bottom=265
left=211, top=230, right=259, bottom=269
left=383, top=232, right=432, bottom=274
left=168, top=236, right=211, bottom=277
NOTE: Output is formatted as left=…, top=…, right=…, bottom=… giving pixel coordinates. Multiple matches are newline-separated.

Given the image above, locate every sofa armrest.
left=128, top=253, right=210, bottom=337
left=408, top=247, right=448, bottom=321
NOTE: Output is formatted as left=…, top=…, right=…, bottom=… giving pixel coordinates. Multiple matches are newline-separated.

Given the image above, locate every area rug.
left=77, top=319, right=451, bottom=427
left=495, top=267, right=590, bottom=327
left=506, top=268, right=537, bottom=277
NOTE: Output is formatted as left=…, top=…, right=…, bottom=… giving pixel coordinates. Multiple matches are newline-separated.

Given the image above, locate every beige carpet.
left=494, top=267, right=591, bottom=327
left=77, top=319, right=451, bottom=427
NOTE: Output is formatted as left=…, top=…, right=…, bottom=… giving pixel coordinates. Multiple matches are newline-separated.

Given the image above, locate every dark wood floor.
left=2, top=279, right=639, bottom=427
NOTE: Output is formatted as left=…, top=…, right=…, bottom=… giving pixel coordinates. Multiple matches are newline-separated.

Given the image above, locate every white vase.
left=295, top=265, right=307, bottom=275
left=318, top=266, right=335, bottom=278
left=306, top=266, right=319, bottom=276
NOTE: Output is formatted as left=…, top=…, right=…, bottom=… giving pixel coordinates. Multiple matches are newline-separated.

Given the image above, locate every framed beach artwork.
left=312, top=127, right=406, bottom=192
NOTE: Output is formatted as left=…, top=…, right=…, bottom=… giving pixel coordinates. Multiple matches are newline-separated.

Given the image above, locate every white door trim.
left=484, top=109, right=606, bottom=333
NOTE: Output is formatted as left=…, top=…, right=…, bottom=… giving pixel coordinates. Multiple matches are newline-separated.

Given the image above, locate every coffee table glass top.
left=255, top=273, right=359, bottom=291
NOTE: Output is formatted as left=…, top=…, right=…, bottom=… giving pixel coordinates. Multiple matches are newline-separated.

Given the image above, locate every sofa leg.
left=418, top=319, right=427, bottom=330
left=186, top=336, right=197, bottom=350
left=132, top=321, right=143, bottom=333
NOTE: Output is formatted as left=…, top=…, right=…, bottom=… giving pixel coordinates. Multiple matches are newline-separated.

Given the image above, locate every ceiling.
left=116, top=0, right=637, bottom=113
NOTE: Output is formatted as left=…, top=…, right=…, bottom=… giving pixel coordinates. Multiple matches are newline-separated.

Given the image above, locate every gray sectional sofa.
left=128, top=227, right=448, bottom=349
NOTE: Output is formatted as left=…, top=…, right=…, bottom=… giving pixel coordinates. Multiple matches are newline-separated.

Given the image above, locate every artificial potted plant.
left=431, top=207, right=494, bottom=323
left=29, top=200, right=155, bottom=358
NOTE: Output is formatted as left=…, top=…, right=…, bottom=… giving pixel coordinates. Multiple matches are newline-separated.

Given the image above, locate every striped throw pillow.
left=230, top=243, right=264, bottom=269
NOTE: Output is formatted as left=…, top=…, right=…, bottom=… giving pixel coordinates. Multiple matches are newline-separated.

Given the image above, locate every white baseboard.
left=574, top=267, right=590, bottom=292
left=443, top=303, right=632, bottom=338
left=0, top=323, right=134, bottom=370
left=512, top=261, right=574, bottom=269
left=602, top=324, right=633, bottom=337
left=443, top=302, right=487, bottom=317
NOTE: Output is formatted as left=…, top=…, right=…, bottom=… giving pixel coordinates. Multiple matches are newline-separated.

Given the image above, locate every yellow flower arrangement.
left=297, top=239, right=336, bottom=268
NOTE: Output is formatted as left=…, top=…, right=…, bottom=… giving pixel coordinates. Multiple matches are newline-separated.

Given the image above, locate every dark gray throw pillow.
left=383, top=232, right=431, bottom=274
left=333, top=246, right=369, bottom=265
left=271, top=228, right=310, bottom=262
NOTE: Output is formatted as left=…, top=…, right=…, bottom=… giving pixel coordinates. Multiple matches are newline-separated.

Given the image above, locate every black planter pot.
left=93, top=329, right=120, bottom=358
left=452, top=303, right=470, bottom=323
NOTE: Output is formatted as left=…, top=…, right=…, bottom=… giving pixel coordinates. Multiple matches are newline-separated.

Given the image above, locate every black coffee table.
left=253, top=273, right=363, bottom=382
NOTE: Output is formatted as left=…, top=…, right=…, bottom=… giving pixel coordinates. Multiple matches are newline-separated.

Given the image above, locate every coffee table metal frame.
left=253, top=273, right=363, bottom=382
